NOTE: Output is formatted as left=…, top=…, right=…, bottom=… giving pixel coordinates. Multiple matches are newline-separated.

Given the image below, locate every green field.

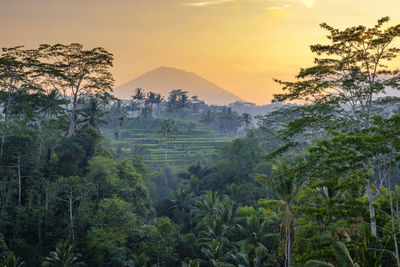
left=102, top=120, right=233, bottom=169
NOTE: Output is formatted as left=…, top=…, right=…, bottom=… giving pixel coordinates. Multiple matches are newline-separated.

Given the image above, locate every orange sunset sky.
left=1, top=0, right=400, bottom=104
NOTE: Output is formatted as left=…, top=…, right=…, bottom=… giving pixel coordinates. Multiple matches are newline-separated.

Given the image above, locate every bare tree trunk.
left=287, top=226, right=291, bottom=267
left=68, top=111, right=76, bottom=137
left=366, top=180, right=377, bottom=237
left=69, top=197, right=74, bottom=241
left=68, top=95, right=78, bottom=137
left=17, top=156, right=21, bottom=206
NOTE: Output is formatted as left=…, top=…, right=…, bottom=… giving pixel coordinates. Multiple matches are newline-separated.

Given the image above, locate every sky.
left=1, top=0, right=400, bottom=104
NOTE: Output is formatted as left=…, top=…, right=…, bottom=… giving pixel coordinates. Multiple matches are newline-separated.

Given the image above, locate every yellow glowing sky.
left=1, top=0, right=400, bottom=104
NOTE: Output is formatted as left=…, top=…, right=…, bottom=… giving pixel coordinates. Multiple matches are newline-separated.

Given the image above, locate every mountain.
left=113, top=66, right=243, bottom=105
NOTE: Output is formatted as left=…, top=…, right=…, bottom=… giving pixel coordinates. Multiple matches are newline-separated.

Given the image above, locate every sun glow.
left=1, top=0, right=400, bottom=104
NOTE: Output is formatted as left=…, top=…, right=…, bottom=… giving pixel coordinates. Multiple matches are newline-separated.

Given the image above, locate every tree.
left=132, top=88, right=145, bottom=118
left=0, top=46, right=39, bottom=158
left=167, top=89, right=189, bottom=117
left=54, top=176, right=93, bottom=241
left=231, top=244, right=268, bottom=267
left=240, top=113, right=253, bottom=131
left=201, top=239, right=234, bottom=267
left=1, top=253, right=25, bottom=267
left=200, top=109, right=216, bottom=127
left=257, top=160, right=307, bottom=267
left=159, top=119, right=178, bottom=161
left=87, top=196, right=138, bottom=264
left=274, top=17, right=400, bottom=128
left=38, top=43, right=114, bottom=137
left=145, top=91, right=157, bottom=117
left=272, top=17, right=400, bottom=240
left=42, top=242, right=83, bottom=267
left=154, top=93, right=164, bottom=118
left=79, top=97, right=107, bottom=131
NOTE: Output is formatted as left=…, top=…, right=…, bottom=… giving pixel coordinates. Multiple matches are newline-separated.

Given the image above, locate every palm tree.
left=192, top=191, right=221, bottom=230
left=177, top=93, right=191, bottom=118
left=1, top=253, right=24, bottom=267
left=201, top=239, right=234, bottom=267
left=230, top=244, right=268, bottom=267
left=236, top=214, right=266, bottom=247
left=41, top=242, right=83, bottom=266
left=127, top=99, right=140, bottom=117
left=79, top=97, right=107, bottom=131
left=40, top=89, right=65, bottom=119
left=126, top=253, right=150, bottom=267
left=170, top=184, right=196, bottom=212
left=199, top=216, right=230, bottom=245
left=145, top=91, right=157, bottom=115
left=257, top=160, right=307, bottom=267
left=306, top=241, right=357, bottom=267
left=132, top=88, right=144, bottom=117
left=159, top=119, right=178, bottom=160
left=154, top=93, right=164, bottom=118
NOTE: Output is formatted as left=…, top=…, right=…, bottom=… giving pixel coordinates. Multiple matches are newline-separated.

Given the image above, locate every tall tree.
left=54, top=176, right=93, bottom=241
left=154, top=93, right=164, bottom=118
left=0, top=46, right=38, bottom=157
left=38, top=43, right=114, bottom=137
left=274, top=17, right=400, bottom=128
left=132, top=88, right=145, bottom=118
left=257, top=160, right=307, bottom=267
left=273, top=17, right=400, bottom=238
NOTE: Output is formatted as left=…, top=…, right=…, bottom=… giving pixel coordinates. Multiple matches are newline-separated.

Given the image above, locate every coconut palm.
left=236, top=214, right=266, bottom=247
left=1, top=253, right=24, bottom=267
left=154, top=93, right=164, bottom=118
left=125, top=253, right=149, bottom=267
left=192, top=191, right=221, bottom=230
left=257, top=160, right=307, bottom=267
left=199, top=216, right=230, bottom=245
left=201, top=239, right=234, bottom=267
left=170, top=184, right=196, bottom=212
left=306, top=241, right=357, bottom=267
left=231, top=244, right=268, bottom=267
left=79, top=97, right=107, bottom=131
left=145, top=91, right=157, bottom=113
left=132, top=88, right=145, bottom=117
left=41, top=242, right=83, bottom=266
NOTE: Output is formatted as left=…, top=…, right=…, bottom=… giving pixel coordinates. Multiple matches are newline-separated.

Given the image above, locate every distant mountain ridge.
left=113, top=66, right=243, bottom=105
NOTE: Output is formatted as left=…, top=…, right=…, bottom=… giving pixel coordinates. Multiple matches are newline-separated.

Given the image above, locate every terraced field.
left=101, top=120, right=233, bottom=169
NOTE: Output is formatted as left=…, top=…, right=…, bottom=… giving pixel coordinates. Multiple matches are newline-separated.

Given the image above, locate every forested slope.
left=2, top=18, right=400, bottom=267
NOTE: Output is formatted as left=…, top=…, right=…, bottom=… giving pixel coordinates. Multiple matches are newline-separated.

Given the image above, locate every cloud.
left=267, top=9, right=289, bottom=19
left=268, top=4, right=291, bottom=10
left=299, top=0, right=314, bottom=8
left=183, top=0, right=235, bottom=7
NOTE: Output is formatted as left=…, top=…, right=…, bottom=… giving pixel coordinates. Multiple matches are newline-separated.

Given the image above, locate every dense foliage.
left=2, top=17, right=400, bottom=267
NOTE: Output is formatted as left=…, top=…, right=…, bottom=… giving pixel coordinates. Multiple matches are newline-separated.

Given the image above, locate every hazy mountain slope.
left=113, top=66, right=243, bottom=105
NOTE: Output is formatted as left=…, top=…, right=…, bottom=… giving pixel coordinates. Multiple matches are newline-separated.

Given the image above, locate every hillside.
left=113, top=66, right=243, bottom=105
